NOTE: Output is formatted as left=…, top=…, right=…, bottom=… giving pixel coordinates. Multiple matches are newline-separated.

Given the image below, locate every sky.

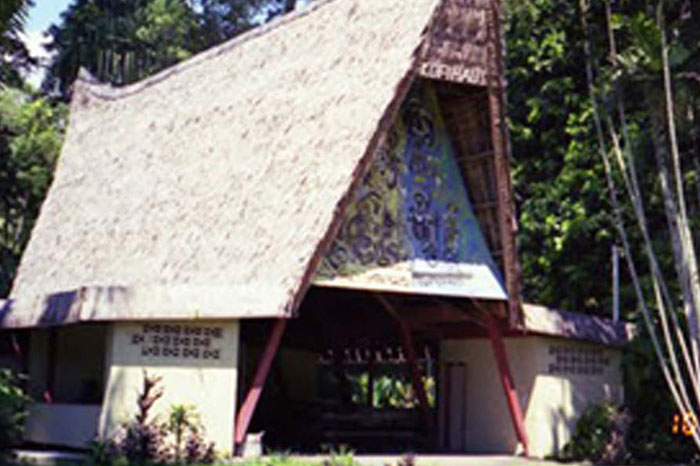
left=22, top=0, right=72, bottom=88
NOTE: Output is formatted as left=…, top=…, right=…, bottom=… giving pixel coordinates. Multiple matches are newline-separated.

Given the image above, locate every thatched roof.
left=3, top=0, right=513, bottom=328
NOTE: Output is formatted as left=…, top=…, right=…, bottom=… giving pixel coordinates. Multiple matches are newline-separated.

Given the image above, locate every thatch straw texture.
left=4, top=0, right=445, bottom=327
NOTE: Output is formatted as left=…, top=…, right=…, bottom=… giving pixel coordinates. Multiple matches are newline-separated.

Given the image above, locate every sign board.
left=418, top=0, right=492, bottom=87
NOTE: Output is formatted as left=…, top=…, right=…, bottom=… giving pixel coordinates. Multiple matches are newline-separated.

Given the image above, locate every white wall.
left=440, top=336, right=623, bottom=458
left=99, top=320, right=239, bottom=456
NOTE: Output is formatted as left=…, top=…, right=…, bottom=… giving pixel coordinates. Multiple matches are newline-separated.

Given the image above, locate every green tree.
left=0, top=0, right=34, bottom=87
left=579, top=0, right=700, bottom=458
left=505, top=1, right=700, bottom=458
left=0, top=369, right=30, bottom=454
left=0, top=88, right=66, bottom=296
left=42, top=0, right=190, bottom=97
left=505, top=0, right=622, bottom=316
left=42, top=0, right=306, bottom=100
left=134, top=0, right=198, bottom=74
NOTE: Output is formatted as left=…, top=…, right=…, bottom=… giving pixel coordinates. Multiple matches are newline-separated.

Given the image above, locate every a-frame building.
left=0, top=0, right=628, bottom=458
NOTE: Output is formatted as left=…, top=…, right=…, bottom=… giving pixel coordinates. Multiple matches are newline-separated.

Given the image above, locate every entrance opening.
left=238, top=287, right=490, bottom=454
left=27, top=324, right=108, bottom=405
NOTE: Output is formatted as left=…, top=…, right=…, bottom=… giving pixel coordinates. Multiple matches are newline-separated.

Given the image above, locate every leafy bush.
left=560, top=402, right=631, bottom=464
left=0, top=369, right=30, bottom=450
left=89, top=371, right=215, bottom=465
left=114, top=372, right=168, bottom=464
left=321, top=444, right=357, bottom=466
left=239, top=453, right=316, bottom=466
left=623, top=333, right=699, bottom=463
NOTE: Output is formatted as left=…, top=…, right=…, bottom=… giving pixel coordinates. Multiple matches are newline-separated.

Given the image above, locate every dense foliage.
left=624, top=330, right=699, bottom=462
left=506, top=0, right=700, bottom=461
left=0, top=369, right=30, bottom=454
left=506, top=0, right=617, bottom=316
left=42, top=0, right=302, bottom=100
left=0, top=0, right=34, bottom=87
left=506, top=0, right=700, bottom=316
left=90, top=373, right=216, bottom=465
left=0, top=1, right=66, bottom=298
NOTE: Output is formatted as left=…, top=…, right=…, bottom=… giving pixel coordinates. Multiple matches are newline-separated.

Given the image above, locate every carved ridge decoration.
left=417, top=0, right=494, bottom=87
left=485, top=0, right=523, bottom=327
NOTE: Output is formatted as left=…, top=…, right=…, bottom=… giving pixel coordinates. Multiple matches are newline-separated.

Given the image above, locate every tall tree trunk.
left=658, top=4, right=700, bottom=388
left=580, top=0, right=700, bottom=449
left=648, top=86, right=700, bottom=370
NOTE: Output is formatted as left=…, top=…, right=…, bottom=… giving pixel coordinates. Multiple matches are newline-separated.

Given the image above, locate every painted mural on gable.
left=313, top=83, right=506, bottom=300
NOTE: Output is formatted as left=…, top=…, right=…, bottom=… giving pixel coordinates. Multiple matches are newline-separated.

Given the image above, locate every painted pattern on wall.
left=314, top=83, right=505, bottom=300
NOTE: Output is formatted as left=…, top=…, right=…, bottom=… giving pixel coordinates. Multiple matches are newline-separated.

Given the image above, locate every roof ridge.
left=75, top=0, right=341, bottom=101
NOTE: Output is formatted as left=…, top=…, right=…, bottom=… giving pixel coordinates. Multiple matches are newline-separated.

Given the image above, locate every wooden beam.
left=399, top=304, right=475, bottom=328
left=10, top=333, right=22, bottom=361
left=234, top=318, right=287, bottom=448
left=486, top=0, right=522, bottom=328
left=10, top=332, right=29, bottom=392
left=485, top=314, right=529, bottom=456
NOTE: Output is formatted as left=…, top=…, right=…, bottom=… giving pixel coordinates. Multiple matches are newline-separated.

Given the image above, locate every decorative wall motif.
left=547, top=344, right=612, bottom=376
left=128, top=323, right=225, bottom=360
left=314, top=83, right=505, bottom=300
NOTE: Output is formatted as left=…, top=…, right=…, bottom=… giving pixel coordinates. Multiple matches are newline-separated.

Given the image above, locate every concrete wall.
left=99, top=320, right=239, bottom=456
left=440, top=336, right=623, bottom=458
left=25, top=403, right=101, bottom=448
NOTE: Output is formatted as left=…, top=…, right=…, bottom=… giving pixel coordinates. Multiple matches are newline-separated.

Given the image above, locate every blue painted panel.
left=315, top=83, right=505, bottom=300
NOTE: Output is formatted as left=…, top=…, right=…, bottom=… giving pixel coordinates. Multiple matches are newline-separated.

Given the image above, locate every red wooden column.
left=485, top=314, right=529, bottom=456
left=44, top=328, right=58, bottom=404
left=234, top=318, right=287, bottom=448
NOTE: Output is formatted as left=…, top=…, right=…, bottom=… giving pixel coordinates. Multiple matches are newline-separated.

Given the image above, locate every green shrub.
left=88, top=372, right=215, bottom=465
left=320, top=444, right=357, bottom=466
left=560, top=402, right=630, bottom=464
left=623, top=333, right=699, bottom=463
left=0, top=369, right=30, bottom=450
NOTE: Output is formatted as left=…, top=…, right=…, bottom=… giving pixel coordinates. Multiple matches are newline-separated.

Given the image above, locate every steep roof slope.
left=4, top=0, right=448, bottom=327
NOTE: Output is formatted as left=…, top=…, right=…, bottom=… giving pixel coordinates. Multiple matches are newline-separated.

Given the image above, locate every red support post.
left=11, top=333, right=22, bottom=361
left=44, top=329, right=57, bottom=404
left=234, top=318, right=287, bottom=447
left=486, top=315, right=529, bottom=457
